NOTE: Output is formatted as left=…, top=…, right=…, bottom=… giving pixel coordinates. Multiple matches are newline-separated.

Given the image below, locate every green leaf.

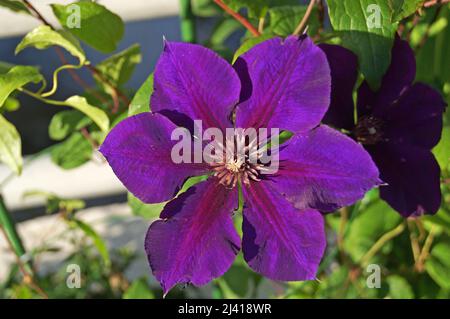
left=71, top=218, right=111, bottom=267
left=0, top=61, right=15, bottom=74
left=128, top=193, right=166, bottom=220
left=2, top=97, right=20, bottom=112
left=344, top=198, right=401, bottom=262
left=0, top=0, right=30, bottom=14
left=23, top=190, right=86, bottom=214
left=415, top=6, right=450, bottom=84
left=433, top=126, right=450, bottom=172
left=423, top=208, right=450, bottom=234
left=95, top=44, right=142, bottom=89
left=192, top=0, right=221, bottom=17
left=389, top=0, right=425, bottom=22
left=327, top=0, right=398, bottom=89
left=63, top=96, right=109, bottom=132
left=123, top=278, right=154, bottom=299
left=0, top=66, right=43, bottom=107
left=387, top=275, right=414, bottom=299
left=232, top=34, right=274, bottom=63
left=223, top=0, right=298, bottom=18
left=49, top=110, right=93, bottom=141
left=129, top=73, right=153, bottom=116
left=220, top=264, right=259, bottom=298
left=52, top=1, right=124, bottom=53
left=51, top=132, right=93, bottom=169
left=207, top=18, right=242, bottom=52
left=0, top=114, right=22, bottom=174
left=15, top=25, right=86, bottom=65
left=128, top=175, right=208, bottom=219
left=269, top=5, right=319, bottom=37
left=426, top=241, right=450, bottom=289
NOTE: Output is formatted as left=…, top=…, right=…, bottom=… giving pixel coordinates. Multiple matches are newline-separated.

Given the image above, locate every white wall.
left=0, top=0, right=179, bottom=38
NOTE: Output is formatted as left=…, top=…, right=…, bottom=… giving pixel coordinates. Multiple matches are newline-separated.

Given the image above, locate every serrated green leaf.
left=0, top=0, right=30, bottom=14
left=63, top=96, right=109, bottom=132
left=123, top=278, right=154, bottom=299
left=0, top=114, right=22, bottom=174
left=387, top=275, right=414, bottom=299
left=95, top=44, right=141, bottom=90
left=71, top=218, right=111, bottom=267
left=15, top=25, right=85, bottom=64
left=269, top=5, right=319, bottom=37
left=344, top=198, right=402, bottom=262
left=51, top=132, right=92, bottom=169
left=49, top=110, right=92, bottom=141
left=232, top=34, right=273, bottom=63
left=0, top=65, right=43, bottom=107
left=327, top=0, right=398, bottom=89
left=52, top=1, right=124, bottom=53
left=426, top=241, right=450, bottom=289
left=129, top=73, right=153, bottom=116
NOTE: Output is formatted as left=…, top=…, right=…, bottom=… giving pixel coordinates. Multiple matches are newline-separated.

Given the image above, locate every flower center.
left=209, top=131, right=268, bottom=188
left=354, top=116, right=384, bottom=145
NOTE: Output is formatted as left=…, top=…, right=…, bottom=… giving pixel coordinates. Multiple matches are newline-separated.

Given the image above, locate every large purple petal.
left=367, top=143, right=441, bottom=217
left=151, top=41, right=241, bottom=131
left=382, top=83, right=446, bottom=149
left=267, top=125, right=380, bottom=212
left=145, top=179, right=240, bottom=295
left=100, top=113, right=207, bottom=204
left=234, top=36, right=331, bottom=133
left=242, top=182, right=325, bottom=281
left=358, top=36, right=416, bottom=117
left=319, top=44, right=358, bottom=131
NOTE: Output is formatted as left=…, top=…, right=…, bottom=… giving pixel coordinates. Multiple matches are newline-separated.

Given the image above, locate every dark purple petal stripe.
left=234, top=36, right=331, bottom=133
left=267, top=125, right=381, bottom=212
left=99, top=113, right=207, bottom=204
left=145, top=179, right=240, bottom=295
left=242, top=182, right=326, bottom=281
left=151, top=41, right=241, bottom=131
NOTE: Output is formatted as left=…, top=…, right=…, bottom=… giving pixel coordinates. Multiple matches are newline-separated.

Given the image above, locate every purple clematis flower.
left=100, top=36, right=380, bottom=294
left=321, top=36, right=446, bottom=218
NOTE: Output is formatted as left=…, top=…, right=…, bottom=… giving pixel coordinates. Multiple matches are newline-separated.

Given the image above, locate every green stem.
left=360, top=222, right=406, bottom=267
left=0, top=196, right=26, bottom=259
left=179, top=0, right=196, bottom=43
left=41, top=64, right=82, bottom=98
left=19, top=88, right=68, bottom=106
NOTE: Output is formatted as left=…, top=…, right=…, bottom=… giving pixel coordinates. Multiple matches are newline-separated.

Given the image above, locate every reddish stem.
left=213, top=0, right=261, bottom=37
left=424, top=0, right=450, bottom=8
